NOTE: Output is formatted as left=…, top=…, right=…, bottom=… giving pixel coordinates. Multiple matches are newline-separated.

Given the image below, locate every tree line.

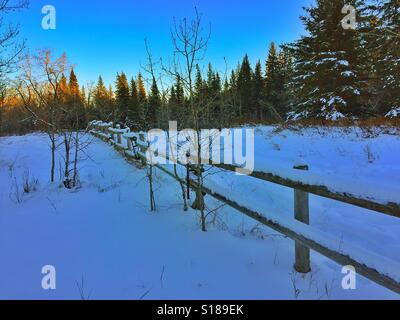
left=85, top=0, right=400, bottom=128
left=1, top=0, right=399, bottom=137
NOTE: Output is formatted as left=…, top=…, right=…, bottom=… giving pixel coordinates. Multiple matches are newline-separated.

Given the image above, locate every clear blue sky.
left=18, top=0, right=312, bottom=88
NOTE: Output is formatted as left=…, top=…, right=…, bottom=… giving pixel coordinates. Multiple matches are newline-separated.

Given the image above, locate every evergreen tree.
left=127, top=77, right=139, bottom=127
left=59, top=74, right=69, bottom=105
left=265, top=42, right=288, bottom=119
left=265, top=42, right=279, bottom=98
left=237, top=54, right=253, bottom=118
left=137, top=72, right=147, bottom=103
left=68, top=69, right=85, bottom=127
left=94, top=76, right=113, bottom=120
left=115, top=72, right=130, bottom=124
left=378, top=0, right=400, bottom=114
left=276, top=48, right=294, bottom=118
left=68, top=69, right=80, bottom=98
left=148, top=77, right=161, bottom=128
left=252, top=60, right=265, bottom=119
left=137, top=72, right=147, bottom=129
left=210, top=70, right=222, bottom=126
left=175, top=74, right=185, bottom=107
left=194, top=64, right=204, bottom=102
left=288, top=0, right=363, bottom=119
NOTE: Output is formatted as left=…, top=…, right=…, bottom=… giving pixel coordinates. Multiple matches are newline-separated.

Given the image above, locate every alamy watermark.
left=41, top=265, right=56, bottom=290
left=341, top=265, right=357, bottom=290
left=341, top=5, right=357, bottom=30
left=42, top=5, right=56, bottom=30
left=138, top=121, right=254, bottom=175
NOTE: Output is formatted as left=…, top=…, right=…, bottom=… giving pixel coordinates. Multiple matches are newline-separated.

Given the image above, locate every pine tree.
left=137, top=72, right=147, bottom=129
left=210, top=70, right=222, bottom=126
left=115, top=72, right=130, bottom=124
left=68, top=69, right=80, bottom=98
left=265, top=42, right=288, bottom=120
left=288, top=0, right=363, bottom=119
left=94, top=76, right=112, bottom=120
left=137, top=73, right=147, bottom=103
left=237, top=54, right=253, bottom=118
left=59, top=74, right=69, bottom=105
left=378, top=0, right=400, bottom=114
left=175, top=74, right=185, bottom=107
left=68, top=69, right=85, bottom=127
left=265, top=42, right=279, bottom=98
left=194, top=64, right=204, bottom=101
left=127, top=77, right=139, bottom=127
left=277, top=47, right=295, bottom=113
left=148, top=77, right=161, bottom=128
left=252, top=60, right=265, bottom=119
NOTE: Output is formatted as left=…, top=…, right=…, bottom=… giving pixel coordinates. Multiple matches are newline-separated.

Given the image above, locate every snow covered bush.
left=385, top=107, right=400, bottom=119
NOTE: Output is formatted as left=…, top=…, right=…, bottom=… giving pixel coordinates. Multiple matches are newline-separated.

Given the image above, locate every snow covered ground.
left=250, top=125, right=400, bottom=205
left=0, top=128, right=399, bottom=300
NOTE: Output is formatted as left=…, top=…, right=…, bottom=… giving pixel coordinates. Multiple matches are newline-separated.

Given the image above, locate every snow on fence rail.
left=88, top=120, right=400, bottom=295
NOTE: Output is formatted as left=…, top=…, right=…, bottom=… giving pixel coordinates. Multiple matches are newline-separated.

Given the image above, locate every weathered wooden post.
left=115, top=124, right=121, bottom=145
left=139, top=133, right=147, bottom=166
left=107, top=124, right=113, bottom=142
left=186, top=151, right=190, bottom=200
left=127, top=136, right=133, bottom=151
left=293, top=165, right=311, bottom=273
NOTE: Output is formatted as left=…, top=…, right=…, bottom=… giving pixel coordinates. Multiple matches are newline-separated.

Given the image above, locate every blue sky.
left=18, top=0, right=312, bottom=87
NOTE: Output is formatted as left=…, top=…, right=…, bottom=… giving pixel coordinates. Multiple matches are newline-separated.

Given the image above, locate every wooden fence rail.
left=88, top=120, right=400, bottom=295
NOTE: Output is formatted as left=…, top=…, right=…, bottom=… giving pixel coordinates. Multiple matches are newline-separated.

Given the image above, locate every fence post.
left=139, top=133, right=147, bottom=166
left=186, top=152, right=190, bottom=200
left=293, top=165, right=311, bottom=273
left=127, top=137, right=133, bottom=151
left=107, top=126, right=113, bottom=141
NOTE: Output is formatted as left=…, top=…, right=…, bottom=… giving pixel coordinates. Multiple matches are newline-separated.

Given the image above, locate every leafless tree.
left=0, top=0, right=29, bottom=132
left=163, top=8, right=212, bottom=230
left=0, top=0, right=29, bottom=78
left=16, top=50, right=68, bottom=182
left=143, top=39, right=189, bottom=212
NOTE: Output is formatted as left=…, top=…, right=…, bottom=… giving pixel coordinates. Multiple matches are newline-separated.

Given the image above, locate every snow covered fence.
left=88, top=120, right=400, bottom=295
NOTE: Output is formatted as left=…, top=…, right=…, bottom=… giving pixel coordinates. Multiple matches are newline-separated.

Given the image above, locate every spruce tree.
left=68, top=69, right=79, bottom=97
left=237, top=54, right=253, bottom=118
left=265, top=42, right=279, bottom=102
left=265, top=42, right=289, bottom=120
left=194, top=64, right=204, bottom=102
left=288, top=0, right=363, bottom=119
left=379, top=0, right=400, bottom=114
left=252, top=60, right=265, bottom=120
left=137, top=72, right=147, bottom=129
left=59, top=74, right=69, bottom=105
left=127, top=77, right=139, bottom=127
left=115, top=72, right=130, bottom=124
left=68, top=69, right=85, bottom=127
left=148, top=77, right=161, bottom=128
left=94, top=76, right=112, bottom=120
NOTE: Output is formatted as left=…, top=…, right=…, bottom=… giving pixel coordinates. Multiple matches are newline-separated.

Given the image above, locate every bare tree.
left=163, top=8, right=212, bottom=230
left=0, top=0, right=29, bottom=78
left=143, top=39, right=189, bottom=212
left=16, top=50, right=68, bottom=183
left=0, top=0, right=29, bottom=133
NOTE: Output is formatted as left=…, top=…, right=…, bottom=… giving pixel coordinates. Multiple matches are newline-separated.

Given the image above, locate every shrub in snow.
left=287, top=106, right=345, bottom=121
left=318, top=107, right=345, bottom=121
left=385, top=107, right=400, bottom=119
left=286, top=110, right=310, bottom=121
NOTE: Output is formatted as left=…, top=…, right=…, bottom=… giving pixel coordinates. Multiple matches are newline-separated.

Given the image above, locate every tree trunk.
left=50, top=133, right=56, bottom=183
left=64, top=134, right=71, bottom=188
left=72, top=131, right=79, bottom=187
